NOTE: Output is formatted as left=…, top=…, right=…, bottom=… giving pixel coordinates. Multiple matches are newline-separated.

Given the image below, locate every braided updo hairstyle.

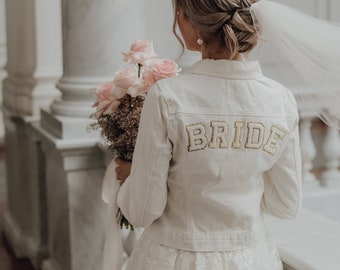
left=172, top=0, right=259, bottom=59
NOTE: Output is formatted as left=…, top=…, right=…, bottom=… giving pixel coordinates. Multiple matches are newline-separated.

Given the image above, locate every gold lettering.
left=232, top=121, right=245, bottom=149
left=209, top=121, right=228, bottom=149
left=263, top=126, right=286, bottom=155
left=245, top=122, right=265, bottom=149
left=185, top=120, right=286, bottom=156
left=186, top=123, right=208, bottom=152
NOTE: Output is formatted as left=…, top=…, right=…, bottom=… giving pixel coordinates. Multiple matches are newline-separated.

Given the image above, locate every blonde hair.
left=172, top=0, right=259, bottom=59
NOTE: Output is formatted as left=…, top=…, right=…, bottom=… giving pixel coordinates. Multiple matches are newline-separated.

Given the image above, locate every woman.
left=116, top=0, right=302, bottom=269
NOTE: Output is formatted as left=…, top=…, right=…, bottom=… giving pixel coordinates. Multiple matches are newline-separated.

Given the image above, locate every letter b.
left=186, top=123, right=208, bottom=152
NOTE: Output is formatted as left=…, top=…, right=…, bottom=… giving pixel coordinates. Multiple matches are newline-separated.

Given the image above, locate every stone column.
left=299, top=117, right=318, bottom=185
left=2, top=0, right=61, bottom=117
left=42, top=0, right=146, bottom=139
left=0, top=0, right=7, bottom=143
left=33, top=1, right=145, bottom=270
left=1, top=0, right=62, bottom=268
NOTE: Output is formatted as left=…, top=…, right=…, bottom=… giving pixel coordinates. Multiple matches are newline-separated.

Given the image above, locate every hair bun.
left=222, top=4, right=259, bottom=57
left=172, top=0, right=259, bottom=59
left=230, top=8, right=255, bottom=32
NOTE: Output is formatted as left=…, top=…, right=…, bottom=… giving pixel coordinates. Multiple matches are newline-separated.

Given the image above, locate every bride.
left=110, top=0, right=340, bottom=269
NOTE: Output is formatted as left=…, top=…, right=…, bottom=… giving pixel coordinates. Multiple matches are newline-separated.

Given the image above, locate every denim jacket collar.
left=187, top=59, right=263, bottom=80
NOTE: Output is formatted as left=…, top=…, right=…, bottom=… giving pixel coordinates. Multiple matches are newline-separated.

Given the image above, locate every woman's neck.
left=201, top=42, right=242, bottom=61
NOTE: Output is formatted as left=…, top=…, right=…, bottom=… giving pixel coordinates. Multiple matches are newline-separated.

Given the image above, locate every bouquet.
left=91, top=39, right=181, bottom=230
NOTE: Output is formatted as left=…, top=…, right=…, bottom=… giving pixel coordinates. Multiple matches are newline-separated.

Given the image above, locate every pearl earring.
left=197, top=38, right=203, bottom=45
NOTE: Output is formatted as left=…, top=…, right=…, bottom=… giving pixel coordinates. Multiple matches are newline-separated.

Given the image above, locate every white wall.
left=144, top=0, right=178, bottom=59
left=273, top=0, right=324, bottom=17
left=273, top=0, right=339, bottom=21
left=144, top=0, right=200, bottom=68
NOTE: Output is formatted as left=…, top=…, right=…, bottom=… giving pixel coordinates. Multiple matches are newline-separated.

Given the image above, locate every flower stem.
left=137, top=63, right=142, bottom=78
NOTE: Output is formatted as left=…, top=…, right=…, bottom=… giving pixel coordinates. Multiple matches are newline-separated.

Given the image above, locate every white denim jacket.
left=118, top=59, right=302, bottom=252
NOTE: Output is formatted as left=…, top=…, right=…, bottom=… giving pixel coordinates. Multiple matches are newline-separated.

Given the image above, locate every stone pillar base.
left=40, top=108, right=99, bottom=140
left=31, top=122, right=107, bottom=270
left=320, top=175, right=340, bottom=188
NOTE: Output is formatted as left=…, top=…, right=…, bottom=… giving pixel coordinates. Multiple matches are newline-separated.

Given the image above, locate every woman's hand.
left=115, top=158, right=132, bottom=185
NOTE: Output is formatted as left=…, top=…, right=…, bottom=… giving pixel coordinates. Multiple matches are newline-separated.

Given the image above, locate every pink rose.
left=150, top=58, right=181, bottom=80
left=93, top=81, right=127, bottom=118
left=122, top=39, right=157, bottom=65
left=95, top=81, right=115, bottom=103
left=142, top=58, right=181, bottom=91
left=114, top=66, right=139, bottom=89
left=127, top=79, right=147, bottom=97
left=93, top=81, right=117, bottom=117
left=95, top=98, right=120, bottom=118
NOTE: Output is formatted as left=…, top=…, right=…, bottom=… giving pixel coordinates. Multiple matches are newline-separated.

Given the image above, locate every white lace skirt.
left=125, top=233, right=283, bottom=270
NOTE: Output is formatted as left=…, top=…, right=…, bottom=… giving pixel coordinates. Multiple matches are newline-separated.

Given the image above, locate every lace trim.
left=125, top=234, right=283, bottom=270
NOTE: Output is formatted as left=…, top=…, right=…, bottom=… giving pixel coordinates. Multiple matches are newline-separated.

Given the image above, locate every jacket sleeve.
left=261, top=119, right=302, bottom=219
left=117, top=84, right=172, bottom=228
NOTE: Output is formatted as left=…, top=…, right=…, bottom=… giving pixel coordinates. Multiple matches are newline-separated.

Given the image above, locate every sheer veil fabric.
left=250, top=0, right=340, bottom=127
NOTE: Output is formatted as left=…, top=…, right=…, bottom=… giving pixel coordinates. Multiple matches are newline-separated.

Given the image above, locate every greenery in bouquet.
left=91, top=39, right=181, bottom=230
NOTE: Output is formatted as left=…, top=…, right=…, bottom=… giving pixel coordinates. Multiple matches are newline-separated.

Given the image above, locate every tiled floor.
left=0, top=148, right=35, bottom=270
